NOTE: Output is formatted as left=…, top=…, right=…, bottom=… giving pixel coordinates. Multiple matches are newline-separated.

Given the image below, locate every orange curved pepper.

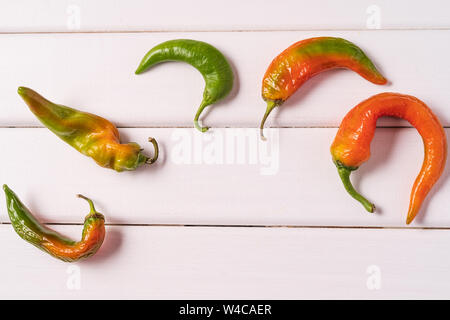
left=331, top=93, right=447, bottom=224
left=260, top=37, right=387, bottom=139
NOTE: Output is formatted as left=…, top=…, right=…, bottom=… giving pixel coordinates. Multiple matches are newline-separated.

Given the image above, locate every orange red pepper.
left=260, top=37, right=387, bottom=139
left=331, top=93, right=447, bottom=224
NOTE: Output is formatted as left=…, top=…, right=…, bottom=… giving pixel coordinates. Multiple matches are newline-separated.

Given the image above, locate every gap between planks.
left=0, top=27, right=449, bottom=35
left=0, top=125, right=446, bottom=129
left=1, top=221, right=449, bottom=230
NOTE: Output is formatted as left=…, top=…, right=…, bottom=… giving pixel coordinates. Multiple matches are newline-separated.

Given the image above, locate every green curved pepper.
left=4, top=185, right=105, bottom=262
left=18, top=87, right=158, bottom=172
left=135, top=39, right=234, bottom=132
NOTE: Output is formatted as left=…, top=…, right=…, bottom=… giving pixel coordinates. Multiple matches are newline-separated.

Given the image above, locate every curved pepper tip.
left=194, top=102, right=210, bottom=133
left=335, top=162, right=376, bottom=213
left=260, top=100, right=281, bottom=141
left=194, top=120, right=209, bottom=133
left=374, top=75, right=388, bottom=86
left=134, top=64, right=145, bottom=75
left=405, top=214, right=415, bottom=225
left=260, top=128, right=267, bottom=141
left=146, top=137, right=159, bottom=165
left=17, top=86, right=27, bottom=96
left=77, top=194, right=101, bottom=216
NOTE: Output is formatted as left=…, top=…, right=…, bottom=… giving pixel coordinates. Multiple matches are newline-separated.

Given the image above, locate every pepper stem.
left=260, top=100, right=280, bottom=140
left=77, top=194, right=97, bottom=214
left=194, top=102, right=209, bottom=133
left=146, top=137, right=159, bottom=165
left=335, top=163, right=375, bottom=213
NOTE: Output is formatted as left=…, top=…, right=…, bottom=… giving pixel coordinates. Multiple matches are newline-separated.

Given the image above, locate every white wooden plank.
left=0, top=30, right=448, bottom=128
left=1, top=0, right=449, bottom=32
left=0, top=224, right=449, bottom=299
left=0, top=127, right=448, bottom=227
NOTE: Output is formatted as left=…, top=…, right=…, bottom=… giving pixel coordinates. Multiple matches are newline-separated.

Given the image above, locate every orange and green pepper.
left=4, top=184, right=105, bottom=262
left=260, top=37, right=387, bottom=139
left=18, top=87, right=158, bottom=172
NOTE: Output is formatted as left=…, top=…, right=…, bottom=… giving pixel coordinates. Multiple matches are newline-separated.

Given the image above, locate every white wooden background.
left=1, top=0, right=450, bottom=299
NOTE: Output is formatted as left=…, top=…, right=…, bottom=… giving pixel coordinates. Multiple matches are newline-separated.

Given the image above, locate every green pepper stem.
left=336, top=164, right=375, bottom=213
left=77, top=194, right=97, bottom=214
left=194, top=102, right=209, bottom=133
left=260, top=100, right=280, bottom=141
left=146, top=137, right=159, bottom=165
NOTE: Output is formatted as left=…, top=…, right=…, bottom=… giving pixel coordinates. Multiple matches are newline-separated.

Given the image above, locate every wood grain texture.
left=1, top=0, right=449, bottom=32
left=1, top=30, right=448, bottom=128
left=1, top=225, right=449, bottom=299
left=0, top=128, right=448, bottom=227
